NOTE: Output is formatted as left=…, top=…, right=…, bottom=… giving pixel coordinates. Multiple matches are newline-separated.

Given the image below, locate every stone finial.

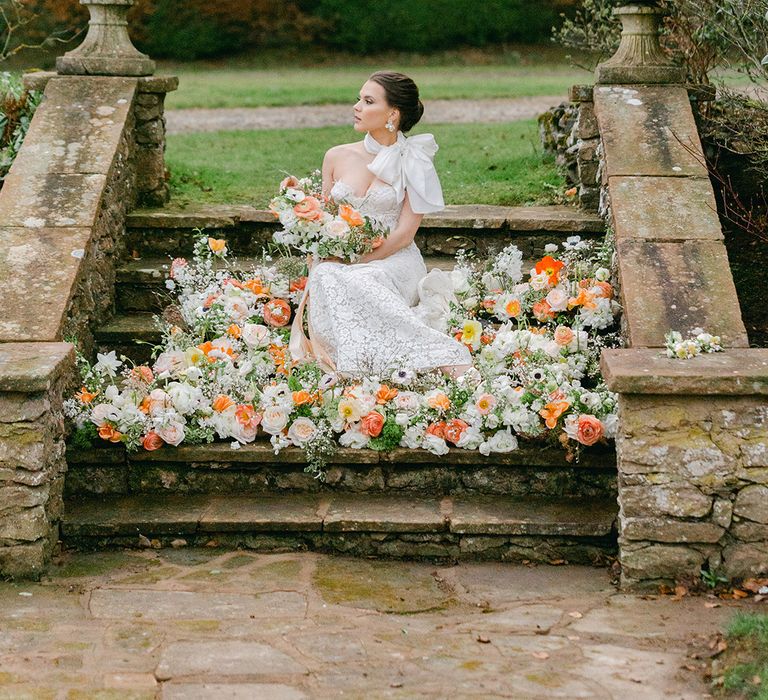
left=595, top=4, right=686, bottom=84
left=56, top=0, right=155, bottom=77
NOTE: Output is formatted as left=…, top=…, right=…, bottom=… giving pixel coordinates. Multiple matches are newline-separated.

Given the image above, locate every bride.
left=289, top=71, right=472, bottom=379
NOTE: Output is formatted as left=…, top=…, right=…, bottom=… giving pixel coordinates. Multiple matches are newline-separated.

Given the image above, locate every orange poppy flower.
left=539, top=400, right=571, bottom=430
left=376, top=385, right=399, bottom=404
left=534, top=255, right=565, bottom=285
left=207, top=238, right=227, bottom=254
left=76, top=386, right=98, bottom=404
left=227, top=324, right=241, bottom=339
left=212, top=395, right=235, bottom=412
left=339, top=204, right=364, bottom=227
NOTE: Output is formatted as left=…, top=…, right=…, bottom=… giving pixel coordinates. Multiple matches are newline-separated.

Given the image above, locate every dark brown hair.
left=368, top=71, right=424, bottom=133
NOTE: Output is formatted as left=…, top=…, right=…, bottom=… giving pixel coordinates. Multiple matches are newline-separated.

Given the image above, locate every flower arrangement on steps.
left=66, top=230, right=622, bottom=478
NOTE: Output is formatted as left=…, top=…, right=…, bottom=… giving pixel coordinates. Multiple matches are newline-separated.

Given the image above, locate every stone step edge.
left=67, top=443, right=616, bottom=470
left=126, top=204, right=605, bottom=233
left=62, top=493, right=618, bottom=538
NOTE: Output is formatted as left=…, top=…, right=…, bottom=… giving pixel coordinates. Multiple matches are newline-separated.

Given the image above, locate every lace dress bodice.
left=329, top=180, right=402, bottom=233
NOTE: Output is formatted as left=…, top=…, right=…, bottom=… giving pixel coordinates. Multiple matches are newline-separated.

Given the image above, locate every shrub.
left=0, top=72, right=41, bottom=182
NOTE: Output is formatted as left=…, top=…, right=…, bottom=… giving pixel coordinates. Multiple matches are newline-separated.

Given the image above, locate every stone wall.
left=602, top=350, right=768, bottom=587
left=0, top=344, right=74, bottom=579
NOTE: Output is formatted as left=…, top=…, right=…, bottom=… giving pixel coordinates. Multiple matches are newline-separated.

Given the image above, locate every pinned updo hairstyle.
left=368, top=71, right=424, bottom=133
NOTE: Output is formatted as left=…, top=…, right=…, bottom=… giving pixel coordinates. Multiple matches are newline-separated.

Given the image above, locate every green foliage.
left=312, top=0, right=556, bottom=53
left=0, top=72, right=41, bottom=181
left=700, top=567, right=729, bottom=589
left=69, top=422, right=98, bottom=450
left=368, top=419, right=404, bottom=451
left=719, top=613, right=768, bottom=699
left=729, top=612, right=768, bottom=644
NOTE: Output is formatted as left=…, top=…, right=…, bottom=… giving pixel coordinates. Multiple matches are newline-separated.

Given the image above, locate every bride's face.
left=353, top=80, right=396, bottom=133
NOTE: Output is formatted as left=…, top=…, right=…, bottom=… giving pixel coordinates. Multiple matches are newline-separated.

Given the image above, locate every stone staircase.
left=64, top=202, right=619, bottom=564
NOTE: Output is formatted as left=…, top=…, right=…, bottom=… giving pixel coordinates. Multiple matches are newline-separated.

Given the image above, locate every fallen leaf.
left=549, top=559, right=566, bottom=566
left=742, top=578, right=768, bottom=593
left=390, top=682, right=403, bottom=688
left=476, top=635, right=491, bottom=644
left=682, top=664, right=699, bottom=672
left=532, top=651, right=550, bottom=660
left=568, top=611, right=583, bottom=619
left=672, top=584, right=689, bottom=601
left=732, top=589, right=749, bottom=599
left=170, top=538, right=187, bottom=549
left=704, top=602, right=721, bottom=609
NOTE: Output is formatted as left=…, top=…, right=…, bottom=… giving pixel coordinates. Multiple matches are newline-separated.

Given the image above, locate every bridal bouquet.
left=269, top=171, right=385, bottom=263
left=66, top=232, right=620, bottom=477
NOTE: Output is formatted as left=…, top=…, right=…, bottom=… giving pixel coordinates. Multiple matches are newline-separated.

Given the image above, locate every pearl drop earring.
left=385, top=116, right=396, bottom=132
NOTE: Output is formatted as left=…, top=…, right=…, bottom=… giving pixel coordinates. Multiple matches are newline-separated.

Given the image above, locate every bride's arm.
left=356, top=192, right=423, bottom=263
left=321, top=147, right=337, bottom=198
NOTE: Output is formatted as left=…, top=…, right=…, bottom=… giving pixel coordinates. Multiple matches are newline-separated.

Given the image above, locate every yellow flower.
left=207, top=237, right=227, bottom=255
left=460, top=319, right=483, bottom=350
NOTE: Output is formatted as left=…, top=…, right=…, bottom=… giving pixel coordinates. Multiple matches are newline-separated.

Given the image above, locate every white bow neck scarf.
left=363, top=131, right=445, bottom=214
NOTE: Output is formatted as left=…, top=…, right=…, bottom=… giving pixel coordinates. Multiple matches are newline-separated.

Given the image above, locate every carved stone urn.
left=56, top=0, right=155, bottom=76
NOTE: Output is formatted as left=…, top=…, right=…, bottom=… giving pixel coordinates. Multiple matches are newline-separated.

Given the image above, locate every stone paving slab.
left=200, top=495, right=323, bottom=533
left=610, top=176, right=723, bottom=242
left=593, top=85, right=708, bottom=178
left=0, top=226, right=92, bottom=341
left=0, top=550, right=749, bottom=698
left=323, top=494, right=446, bottom=533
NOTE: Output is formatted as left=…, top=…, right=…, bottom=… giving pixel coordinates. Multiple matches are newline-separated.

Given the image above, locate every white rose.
left=324, top=218, right=351, bottom=239
left=261, top=406, right=288, bottom=435
left=545, top=287, right=569, bottom=312
left=242, top=323, right=271, bottom=348
left=285, top=188, right=306, bottom=202
left=486, top=429, right=518, bottom=454
left=287, top=417, right=318, bottom=446
left=90, top=403, right=119, bottom=426
left=338, top=426, right=369, bottom=449
left=157, top=421, right=185, bottom=446
left=167, top=382, right=203, bottom=415
left=422, top=434, right=450, bottom=456
left=394, top=391, right=421, bottom=412
left=450, top=269, right=471, bottom=294
left=595, top=267, right=610, bottom=282
left=456, top=424, right=483, bottom=450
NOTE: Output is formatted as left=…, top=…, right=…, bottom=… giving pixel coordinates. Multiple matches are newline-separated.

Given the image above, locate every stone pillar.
left=602, top=349, right=768, bottom=588
left=0, top=344, right=75, bottom=579
left=56, top=0, right=155, bottom=77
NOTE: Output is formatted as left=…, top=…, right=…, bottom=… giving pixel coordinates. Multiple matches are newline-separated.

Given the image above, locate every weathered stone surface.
left=722, top=542, right=768, bottom=577
left=712, top=499, right=733, bottom=528
left=162, top=684, right=307, bottom=700
left=0, top=227, right=94, bottom=341
left=0, top=539, right=48, bottom=578
left=620, top=543, right=706, bottom=582
left=733, top=485, right=768, bottom=523
left=594, top=86, right=706, bottom=177
left=324, top=495, right=445, bottom=533
left=137, top=75, right=179, bottom=93
left=155, top=641, right=306, bottom=680
left=610, top=176, right=723, bottom=242
left=0, top=172, right=106, bottom=228
left=0, top=393, right=51, bottom=423
left=569, top=84, right=594, bottom=103
left=619, top=485, right=712, bottom=519
left=575, top=103, right=599, bottom=139
left=9, top=77, right=136, bottom=176
left=615, top=240, right=749, bottom=348
left=0, top=343, right=74, bottom=393
left=603, top=349, right=768, bottom=395
left=0, top=505, right=49, bottom=542
left=89, top=588, right=307, bottom=620
left=200, top=495, right=322, bottom=532
left=450, top=497, right=616, bottom=536
left=620, top=517, right=724, bottom=543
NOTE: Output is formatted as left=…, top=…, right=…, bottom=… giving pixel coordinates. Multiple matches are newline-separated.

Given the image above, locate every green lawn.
left=166, top=120, right=563, bottom=208
left=716, top=612, right=768, bottom=699
left=162, top=63, right=587, bottom=110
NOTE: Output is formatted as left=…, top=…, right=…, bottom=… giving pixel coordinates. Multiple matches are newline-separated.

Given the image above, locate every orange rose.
left=142, top=432, right=163, bottom=451
left=376, top=385, right=398, bottom=404
left=76, top=386, right=98, bottom=404
left=553, top=326, right=575, bottom=347
left=292, top=390, right=313, bottom=406
left=539, top=400, right=571, bottom=430
left=294, top=196, right=323, bottom=221
left=244, top=278, right=268, bottom=296
left=263, top=298, right=291, bottom=327
left=360, top=411, right=385, bottom=438
left=427, top=392, right=451, bottom=412
left=289, top=277, right=308, bottom=293
left=208, top=237, right=227, bottom=254
left=534, top=255, right=565, bottom=285
left=576, top=414, right=604, bottom=446
left=568, top=288, right=597, bottom=311
left=339, top=204, right=364, bottom=227
left=532, top=300, right=555, bottom=322
left=212, top=395, right=235, bottom=412
left=426, top=421, right=447, bottom=440
left=444, top=418, right=469, bottom=445
left=98, top=424, right=122, bottom=443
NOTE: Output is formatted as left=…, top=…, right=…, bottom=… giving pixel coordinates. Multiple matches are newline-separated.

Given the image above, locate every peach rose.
left=576, top=414, right=604, bottom=446
left=280, top=175, right=300, bottom=192
left=371, top=237, right=384, bottom=249
left=532, top=300, right=555, bottom=322
left=360, top=411, right=385, bottom=438
left=292, top=390, right=313, bottom=406
left=290, top=277, right=308, bottom=293
left=98, top=424, right=122, bottom=443
left=142, top=432, right=163, bottom=451
left=553, top=325, right=575, bottom=347
left=593, top=281, right=613, bottom=299
left=263, top=299, right=291, bottom=327
left=427, top=392, right=451, bottom=412
left=294, top=196, right=323, bottom=221
left=444, top=418, right=469, bottom=445
left=426, top=421, right=447, bottom=440
left=339, top=204, right=364, bottom=227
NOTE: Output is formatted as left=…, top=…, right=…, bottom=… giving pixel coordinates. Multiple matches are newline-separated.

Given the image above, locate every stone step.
left=125, top=203, right=605, bottom=260
left=115, top=255, right=461, bottom=312
left=61, top=492, right=618, bottom=563
left=65, top=442, right=616, bottom=498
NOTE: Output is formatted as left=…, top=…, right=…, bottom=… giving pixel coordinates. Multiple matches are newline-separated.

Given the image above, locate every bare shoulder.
left=324, top=141, right=364, bottom=162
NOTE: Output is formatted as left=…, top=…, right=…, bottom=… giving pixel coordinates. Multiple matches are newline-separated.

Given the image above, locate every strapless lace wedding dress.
left=304, top=180, right=471, bottom=376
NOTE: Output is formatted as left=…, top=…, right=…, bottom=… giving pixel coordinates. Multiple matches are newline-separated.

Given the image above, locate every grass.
left=166, top=119, right=563, bottom=208
left=717, top=613, right=768, bottom=699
